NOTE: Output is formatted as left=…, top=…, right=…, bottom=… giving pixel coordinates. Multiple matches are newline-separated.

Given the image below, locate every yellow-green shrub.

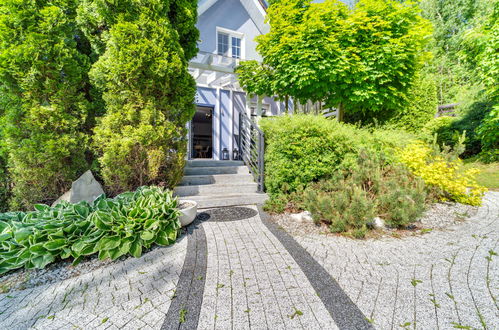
left=398, top=142, right=486, bottom=206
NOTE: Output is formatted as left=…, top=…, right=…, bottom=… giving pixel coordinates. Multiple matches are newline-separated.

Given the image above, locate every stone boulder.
left=52, top=170, right=104, bottom=206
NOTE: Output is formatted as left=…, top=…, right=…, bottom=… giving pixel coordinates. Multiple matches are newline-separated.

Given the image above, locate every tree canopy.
left=237, top=0, right=432, bottom=120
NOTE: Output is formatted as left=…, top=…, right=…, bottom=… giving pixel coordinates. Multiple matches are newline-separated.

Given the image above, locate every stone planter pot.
left=178, top=200, right=198, bottom=227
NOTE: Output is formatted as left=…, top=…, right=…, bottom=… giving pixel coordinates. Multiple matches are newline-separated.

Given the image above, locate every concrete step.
left=179, top=193, right=268, bottom=209
left=179, top=174, right=255, bottom=186
left=187, top=160, right=244, bottom=167
left=174, top=182, right=258, bottom=197
left=184, top=166, right=250, bottom=176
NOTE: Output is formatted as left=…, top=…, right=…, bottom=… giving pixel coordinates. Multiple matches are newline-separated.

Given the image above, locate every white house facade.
left=188, top=0, right=289, bottom=161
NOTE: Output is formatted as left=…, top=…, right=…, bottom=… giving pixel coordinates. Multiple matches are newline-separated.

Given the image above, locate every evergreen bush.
left=477, top=106, right=499, bottom=162
left=303, top=151, right=427, bottom=238
left=0, top=0, right=94, bottom=209
left=79, top=0, right=198, bottom=194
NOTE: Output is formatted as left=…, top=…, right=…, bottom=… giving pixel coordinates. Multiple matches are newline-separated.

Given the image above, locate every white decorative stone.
left=52, top=170, right=104, bottom=206
left=372, top=216, right=385, bottom=229
left=290, top=211, right=314, bottom=223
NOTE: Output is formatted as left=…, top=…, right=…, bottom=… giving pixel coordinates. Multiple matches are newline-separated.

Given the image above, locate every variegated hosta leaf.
left=0, top=186, right=181, bottom=274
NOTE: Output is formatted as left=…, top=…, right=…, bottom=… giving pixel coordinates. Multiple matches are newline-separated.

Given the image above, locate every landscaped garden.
left=0, top=0, right=496, bottom=282
left=235, top=0, right=498, bottom=238
left=0, top=0, right=497, bottom=329
left=0, top=0, right=199, bottom=276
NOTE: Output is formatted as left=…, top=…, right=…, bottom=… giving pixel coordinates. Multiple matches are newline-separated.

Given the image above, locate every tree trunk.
left=285, top=95, right=289, bottom=114
left=337, top=103, right=344, bottom=122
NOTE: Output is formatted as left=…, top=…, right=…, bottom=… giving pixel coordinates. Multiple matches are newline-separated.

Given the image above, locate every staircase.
left=175, top=160, right=268, bottom=209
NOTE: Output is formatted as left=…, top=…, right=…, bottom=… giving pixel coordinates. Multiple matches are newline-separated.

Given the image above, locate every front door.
left=191, top=106, right=213, bottom=159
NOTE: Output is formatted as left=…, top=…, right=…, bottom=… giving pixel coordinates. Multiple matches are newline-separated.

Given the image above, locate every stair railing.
left=238, top=112, right=265, bottom=192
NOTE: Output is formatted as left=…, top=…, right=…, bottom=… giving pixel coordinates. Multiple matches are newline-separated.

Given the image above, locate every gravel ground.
left=270, top=200, right=479, bottom=238
left=0, top=254, right=115, bottom=294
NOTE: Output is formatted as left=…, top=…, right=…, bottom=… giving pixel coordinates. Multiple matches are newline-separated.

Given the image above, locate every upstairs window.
left=217, top=32, right=229, bottom=56
left=231, top=37, right=241, bottom=59
left=216, top=28, right=244, bottom=59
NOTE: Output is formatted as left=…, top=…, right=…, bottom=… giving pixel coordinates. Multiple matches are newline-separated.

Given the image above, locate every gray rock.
left=52, top=170, right=104, bottom=206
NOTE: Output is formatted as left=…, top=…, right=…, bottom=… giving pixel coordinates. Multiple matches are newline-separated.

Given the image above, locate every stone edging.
left=161, top=219, right=208, bottom=330
left=257, top=205, right=374, bottom=330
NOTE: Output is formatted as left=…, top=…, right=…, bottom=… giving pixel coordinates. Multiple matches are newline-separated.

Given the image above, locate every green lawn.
left=463, top=157, right=499, bottom=190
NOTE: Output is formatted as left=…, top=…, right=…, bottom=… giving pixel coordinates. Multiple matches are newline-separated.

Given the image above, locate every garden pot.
left=178, top=200, right=198, bottom=227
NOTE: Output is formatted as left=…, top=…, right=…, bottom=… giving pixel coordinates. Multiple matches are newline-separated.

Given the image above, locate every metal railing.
left=239, top=112, right=265, bottom=192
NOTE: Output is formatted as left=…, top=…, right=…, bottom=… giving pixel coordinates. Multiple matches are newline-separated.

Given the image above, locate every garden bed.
left=269, top=200, right=478, bottom=239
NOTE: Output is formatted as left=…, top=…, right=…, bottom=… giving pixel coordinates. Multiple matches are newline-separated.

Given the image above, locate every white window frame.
left=216, top=27, right=245, bottom=59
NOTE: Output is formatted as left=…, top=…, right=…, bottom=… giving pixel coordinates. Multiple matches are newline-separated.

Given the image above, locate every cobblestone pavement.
left=197, top=205, right=341, bottom=330
left=1, top=193, right=496, bottom=330
left=0, top=238, right=187, bottom=329
left=295, top=192, right=499, bottom=329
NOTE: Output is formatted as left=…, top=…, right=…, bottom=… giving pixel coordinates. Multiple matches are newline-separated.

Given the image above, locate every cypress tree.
left=0, top=0, right=94, bottom=209
left=79, top=0, right=199, bottom=193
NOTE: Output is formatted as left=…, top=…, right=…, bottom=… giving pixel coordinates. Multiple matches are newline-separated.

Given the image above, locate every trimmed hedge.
left=260, top=115, right=416, bottom=196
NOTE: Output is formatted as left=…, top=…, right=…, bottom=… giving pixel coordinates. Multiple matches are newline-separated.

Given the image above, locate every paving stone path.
left=296, top=192, right=499, bottom=329
left=1, top=193, right=497, bottom=329
left=0, top=238, right=187, bottom=329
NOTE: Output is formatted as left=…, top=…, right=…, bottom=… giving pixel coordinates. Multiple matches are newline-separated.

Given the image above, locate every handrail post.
left=258, top=131, right=265, bottom=192
left=238, top=111, right=265, bottom=193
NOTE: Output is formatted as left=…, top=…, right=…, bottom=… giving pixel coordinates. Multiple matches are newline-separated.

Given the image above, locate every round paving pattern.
left=197, top=206, right=258, bottom=222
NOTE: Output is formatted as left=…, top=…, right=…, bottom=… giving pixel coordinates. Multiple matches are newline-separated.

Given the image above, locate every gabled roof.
left=198, top=0, right=268, bottom=34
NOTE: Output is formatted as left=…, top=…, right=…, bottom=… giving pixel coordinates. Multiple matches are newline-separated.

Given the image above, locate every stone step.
left=179, top=193, right=268, bottom=209
left=187, top=160, right=244, bottom=167
left=174, top=182, right=258, bottom=197
left=184, top=166, right=250, bottom=176
left=179, top=174, right=255, bottom=186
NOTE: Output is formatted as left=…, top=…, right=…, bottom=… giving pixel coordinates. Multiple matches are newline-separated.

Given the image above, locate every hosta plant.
left=0, top=186, right=180, bottom=274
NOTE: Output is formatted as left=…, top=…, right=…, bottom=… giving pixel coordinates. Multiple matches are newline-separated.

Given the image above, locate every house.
left=188, top=0, right=288, bottom=161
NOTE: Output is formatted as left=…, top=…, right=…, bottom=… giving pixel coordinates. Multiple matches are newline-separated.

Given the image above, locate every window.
left=217, top=33, right=229, bottom=56
left=216, top=28, right=244, bottom=59
left=231, top=36, right=241, bottom=59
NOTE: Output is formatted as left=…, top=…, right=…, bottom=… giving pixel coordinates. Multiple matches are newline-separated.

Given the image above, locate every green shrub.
left=80, top=0, right=197, bottom=194
left=0, top=115, right=9, bottom=212
left=389, top=74, right=438, bottom=131
left=303, top=151, right=427, bottom=237
left=477, top=106, right=499, bottom=162
left=0, top=186, right=180, bottom=274
left=422, top=116, right=459, bottom=147
left=398, top=141, right=486, bottom=206
left=423, top=98, right=495, bottom=158
left=0, top=0, right=95, bottom=209
left=260, top=115, right=415, bottom=196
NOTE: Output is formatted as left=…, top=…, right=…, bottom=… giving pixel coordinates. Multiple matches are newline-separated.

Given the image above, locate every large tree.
left=0, top=0, right=94, bottom=209
left=238, top=0, right=432, bottom=121
left=78, top=0, right=199, bottom=194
